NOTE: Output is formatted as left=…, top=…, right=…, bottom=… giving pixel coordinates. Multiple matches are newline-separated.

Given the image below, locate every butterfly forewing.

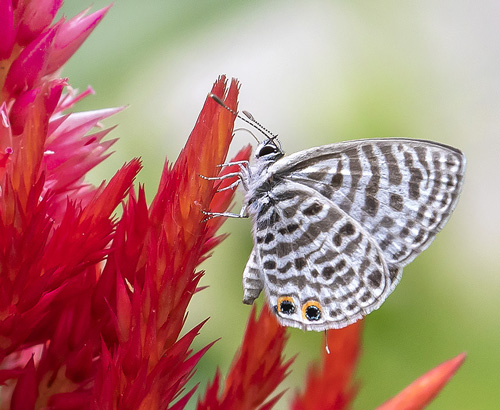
left=272, top=139, right=466, bottom=267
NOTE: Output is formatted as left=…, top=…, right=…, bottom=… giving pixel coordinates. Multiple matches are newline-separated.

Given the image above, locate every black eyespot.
left=305, top=306, right=321, bottom=321
left=302, top=301, right=322, bottom=321
left=277, top=296, right=296, bottom=315
left=257, top=144, right=279, bottom=158
left=280, top=301, right=295, bottom=314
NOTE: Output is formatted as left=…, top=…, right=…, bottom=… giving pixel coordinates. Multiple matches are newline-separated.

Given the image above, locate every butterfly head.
left=208, top=93, right=284, bottom=162
left=255, top=138, right=284, bottom=162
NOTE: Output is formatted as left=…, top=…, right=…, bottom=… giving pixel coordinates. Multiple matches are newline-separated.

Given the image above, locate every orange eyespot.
left=277, top=296, right=296, bottom=315
left=302, top=300, right=322, bottom=321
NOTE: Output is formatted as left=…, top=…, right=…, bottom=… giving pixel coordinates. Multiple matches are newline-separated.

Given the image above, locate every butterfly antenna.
left=209, top=93, right=279, bottom=141
left=234, top=127, right=260, bottom=143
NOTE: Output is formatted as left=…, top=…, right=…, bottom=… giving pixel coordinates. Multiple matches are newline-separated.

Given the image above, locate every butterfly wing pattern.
left=241, top=138, right=465, bottom=331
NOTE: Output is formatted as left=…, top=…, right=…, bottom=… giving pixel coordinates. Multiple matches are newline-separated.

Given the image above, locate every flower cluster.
left=0, top=2, right=465, bottom=409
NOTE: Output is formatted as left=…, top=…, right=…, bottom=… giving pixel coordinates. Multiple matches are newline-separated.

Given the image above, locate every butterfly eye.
left=257, top=144, right=279, bottom=158
left=302, top=301, right=322, bottom=321
left=277, top=296, right=296, bottom=315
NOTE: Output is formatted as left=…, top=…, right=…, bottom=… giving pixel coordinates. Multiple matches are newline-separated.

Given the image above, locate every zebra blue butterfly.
left=204, top=94, right=466, bottom=331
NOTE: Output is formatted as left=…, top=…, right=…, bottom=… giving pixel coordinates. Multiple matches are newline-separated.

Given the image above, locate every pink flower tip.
left=46, top=5, right=112, bottom=74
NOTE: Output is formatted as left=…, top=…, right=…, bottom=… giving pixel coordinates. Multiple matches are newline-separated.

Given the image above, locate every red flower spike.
left=147, top=81, right=242, bottom=296
left=375, top=353, right=466, bottom=410
left=198, top=305, right=292, bottom=410
left=292, top=321, right=362, bottom=410
left=10, top=356, right=38, bottom=410
left=86, top=77, right=250, bottom=409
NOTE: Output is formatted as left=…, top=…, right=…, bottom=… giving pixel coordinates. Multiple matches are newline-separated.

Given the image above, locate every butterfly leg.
left=200, top=161, right=251, bottom=191
left=215, top=179, right=241, bottom=192
left=242, top=248, right=263, bottom=305
left=199, top=171, right=241, bottom=181
left=217, top=160, right=249, bottom=169
left=199, top=171, right=243, bottom=193
left=216, top=160, right=251, bottom=191
left=201, top=204, right=248, bottom=221
left=200, top=161, right=251, bottom=221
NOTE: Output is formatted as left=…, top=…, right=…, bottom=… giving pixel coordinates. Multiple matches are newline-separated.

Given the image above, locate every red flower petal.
left=0, top=0, right=15, bottom=59
left=375, top=353, right=466, bottom=410
left=10, top=356, right=37, bottom=410
left=3, top=23, right=59, bottom=97
left=86, top=77, right=251, bottom=408
left=17, top=0, right=63, bottom=46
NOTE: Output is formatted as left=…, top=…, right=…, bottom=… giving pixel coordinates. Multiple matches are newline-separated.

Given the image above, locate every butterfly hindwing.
left=250, top=181, right=395, bottom=331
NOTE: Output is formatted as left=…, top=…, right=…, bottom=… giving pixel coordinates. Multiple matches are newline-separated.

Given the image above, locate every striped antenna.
left=208, top=93, right=279, bottom=141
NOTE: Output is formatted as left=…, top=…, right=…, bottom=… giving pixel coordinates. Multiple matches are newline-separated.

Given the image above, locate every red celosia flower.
left=0, top=1, right=467, bottom=409
left=0, top=4, right=141, bottom=408
left=375, top=353, right=466, bottom=410
left=198, top=305, right=293, bottom=410
left=0, top=2, right=126, bottom=355
left=86, top=77, right=251, bottom=409
left=0, top=2, right=251, bottom=408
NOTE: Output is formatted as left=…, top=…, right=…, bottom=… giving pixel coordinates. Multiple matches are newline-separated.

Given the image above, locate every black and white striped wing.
left=244, top=182, right=393, bottom=331
left=270, top=138, right=466, bottom=268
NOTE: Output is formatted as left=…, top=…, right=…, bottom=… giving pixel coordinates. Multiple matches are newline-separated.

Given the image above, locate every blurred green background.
left=59, top=1, right=499, bottom=409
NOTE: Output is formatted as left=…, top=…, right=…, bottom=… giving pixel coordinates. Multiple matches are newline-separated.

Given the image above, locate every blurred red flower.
left=375, top=353, right=466, bottom=410
left=0, top=2, right=466, bottom=409
left=290, top=321, right=465, bottom=410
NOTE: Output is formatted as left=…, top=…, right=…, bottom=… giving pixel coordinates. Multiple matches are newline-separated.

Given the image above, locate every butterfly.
left=204, top=94, right=466, bottom=331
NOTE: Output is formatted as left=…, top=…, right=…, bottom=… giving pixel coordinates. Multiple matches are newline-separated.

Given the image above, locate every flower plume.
left=0, top=1, right=466, bottom=409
